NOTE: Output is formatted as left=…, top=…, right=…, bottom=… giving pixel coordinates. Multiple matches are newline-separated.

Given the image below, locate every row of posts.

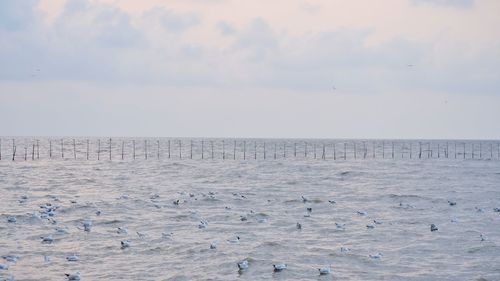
left=1, top=139, right=500, bottom=161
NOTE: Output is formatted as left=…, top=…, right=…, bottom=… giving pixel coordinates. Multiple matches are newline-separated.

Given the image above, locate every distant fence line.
left=0, top=138, right=499, bottom=161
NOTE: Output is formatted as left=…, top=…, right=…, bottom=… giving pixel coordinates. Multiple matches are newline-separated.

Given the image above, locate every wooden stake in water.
left=333, top=143, right=336, bottom=160
left=419, top=142, right=422, bottom=159
left=463, top=142, right=466, bottom=159
left=343, top=143, right=347, bottom=160
left=211, top=141, right=214, bottom=159
left=392, top=142, right=394, bottom=159
left=354, top=142, right=357, bottom=159
left=36, top=139, right=39, bottom=159
left=0, top=138, right=2, bottom=160
left=133, top=140, right=136, bottom=160
left=480, top=143, right=482, bottom=159
left=234, top=140, right=236, bottom=160
left=294, top=143, right=297, bottom=157
left=322, top=143, right=326, bottom=160
left=305, top=142, right=308, bottom=158
left=438, top=143, right=440, bottom=158
left=243, top=141, right=246, bottom=160
left=190, top=140, right=193, bottom=159
left=383, top=142, right=385, bottom=159
left=274, top=143, right=277, bottom=159
left=61, top=139, right=64, bottom=159
left=24, top=147, right=27, bottom=161
left=145, top=140, right=148, bottom=160
left=490, top=143, right=493, bottom=159
left=73, top=139, right=76, bottom=159
left=98, top=139, right=101, bottom=160
left=263, top=142, right=266, bottom=159
left=201, top=140, right=204, bottom=159
left=254, top=141, right=257, bottom=160
left=32, top=143, right=35, bottom=160
left=12, top=139, right=16, bottom=161
left=109, top=138, right=112, bottom=160
left=157, top=140, right=160, bottom=159
left=454, top=142, right=457, bottom=159
left=313, top=143, right=316, bottom=159
left=49, top=139, right=52, bottom=159
left=87, top=139, right=89, bottom=160
left=363, top=142, right=367, bottom=159
left=472, top=143, right=474, bottom=159
left=222, top=140, right=225, bottom=160
left=283, top=142, right=286, bottom=158
left=179, top=140, right=182, bottom=159
left=373, top=142, right=375, bottom=158
left=121, top=140, right=124, bottom=160
left=168, top=140, right=170, bottom=159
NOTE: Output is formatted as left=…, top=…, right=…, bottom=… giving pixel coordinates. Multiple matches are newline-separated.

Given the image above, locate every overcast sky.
left=1, top=0, right=499, bottom=139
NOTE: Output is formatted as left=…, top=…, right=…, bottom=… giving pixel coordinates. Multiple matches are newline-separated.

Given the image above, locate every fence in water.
left=0, top=138, right=499, bottom=161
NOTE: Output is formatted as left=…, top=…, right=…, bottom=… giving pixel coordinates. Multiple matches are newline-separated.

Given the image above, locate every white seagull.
left=65, top=272, right=81, bottom=281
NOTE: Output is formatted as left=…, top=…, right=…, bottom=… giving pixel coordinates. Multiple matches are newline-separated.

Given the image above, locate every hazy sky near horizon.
left=1, top=0, right=499, bottom=139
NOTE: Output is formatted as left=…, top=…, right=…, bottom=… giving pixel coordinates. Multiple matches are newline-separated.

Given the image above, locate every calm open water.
left=0, top=138, right=499, bottom=281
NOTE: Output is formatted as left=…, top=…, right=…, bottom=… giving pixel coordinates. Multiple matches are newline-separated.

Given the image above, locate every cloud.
left=411, top=0, right=475, bottom=8
left=142, top=7, right=200, bottom=33
left=0, top=0, right=39, bottom=31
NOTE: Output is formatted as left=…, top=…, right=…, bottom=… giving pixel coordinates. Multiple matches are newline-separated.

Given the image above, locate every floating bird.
left=296, top=222, right=302, bottom=230
left=5, top=276, right=15, bottom=281
left=366, top=224, right=375, bottom=229
left=227, top=236, right=240, bottom=244
left=66, top=254, right=79, bottom=262
left=136, top=231, right=146, bottom=239
left=198, top=220, right=208, bottom=229
left=0, top=263, right=9, bottom=270
left=273, top=263, right=287, bottom=272
left=340, top=247, right=350, bottom=253
left=328, top=200, right=336, bottom=204
left=65, top=272, right=81, bottom=281
left=480, top=234, right=486, bottom=241
left=301, top=196, right=308, bottom=203
left=357, top=211, right=367, bottom=216
left=55, top=227, right=70, bottom=234
left=210, top=242, right=218, bottom=249
left=448, top=200, right=457, bottom=206
left=306, top=207, right=312, bottom=213
left=41, top=235, right=54, bottom=243
left=95, top=210, right=101, bottom=216
left=493, top=208, right=500, bottom=212
left=240, top=215, right=248, bottom=221
left=335, top=222, right=346, bottom=230
left=430, top=224, right=438, bottom=232
left=373, top=220, right=382, bottom=225
left=451, top=218, right=459, bottom=223
left=44, top=255, right=51, bottom=263
left=7, top=216, right=16, bottom=223
left=369, top=253, right=383, bottom=259
left=117, top=227, right=128, bottom=234
left=475, top=207, right=485, bottom=213
left=83, top=221, right=92, bottom=232
left=2, top=255, right=19, bottom=262
left=237, top=259, right=249, bottom=270
left=173, top=200, right=180, bottom=205
left=121, top=240, right=131, bottom=249
left=150, top=194, right=160, bottom=200
left=318, top=267, right=331, bottom=275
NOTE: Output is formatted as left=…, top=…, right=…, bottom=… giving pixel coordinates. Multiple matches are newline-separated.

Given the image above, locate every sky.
left=0, top=0, right=499, bottom=139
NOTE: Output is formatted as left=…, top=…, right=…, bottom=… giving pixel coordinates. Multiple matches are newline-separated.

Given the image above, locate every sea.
left=0, top=138, right=499, bottom=281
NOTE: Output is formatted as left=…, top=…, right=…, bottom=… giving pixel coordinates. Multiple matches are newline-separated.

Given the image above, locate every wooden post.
left=428, top=143, right=431, bottom=158
left=157, top=140, right=160, bottom=159
left=490, top=143, right=493, bottom=159
left=201, top=140, right=204, bottom=159
left=480, top=143, right=482, bottom=159
left=343, top=143, right=347, bottom=160
left=472, top=143, right=474, bottom=159
left=108, top=138, right=112, bottom=160
left=294, top=143, right=296, bottom=157
left=190, top=140, right=193, bottom=159
left=274, top=143, right=277, bottom=159
left=179, top=140, right=182, bottom=159
left=12, top=139, right=16, bottom=161
left=73, top=139, right=77, bottom=159
left=391, top=142, right=394, bottom=159
left=145, top=140, right=148, bottom=160
left=168, top=140, right=170, bottom=159
left=49, top=139, right=52, bottom=159
left=438, top=144, right=440, bottom=158
left=87, top=139, right=89, bottom=160
left=383, top=142, right=385, bottom=159
left=211, top=141, right=214, bottom=159
left=0, top=138, right=2, bottom=160
left=354, top=142, right=357, bottom=159
left=222, top=140, right=225, bottom=160
left=313, top=143, right=316, bottom=159
left=263, top=142, right=266, bottom=159
left=24, top=147, right=27, bottom=161
left=36, top=139, right=39, bottom=159
left=121, top=140, right=124, bottom=160
left=333, top=143, right=336, bottom=160
left=454, top=142, right=457, bottom=159
left=305, top=142, right=307, bottom=158
left=32, top=143, right=35, bottom=160
left=322, top=143, right=325, bottom=160
left=363, top=142, right=367, bottom=159
left=283, top=142, right=286, bottom=158
left=446, top=142, right=449, bottom=158
left=234, top=140, right=236, bottom=160
left=61, top=139, right=64, bottom=159
left=410, top=143, right=412, bottom=159
left=373, top=142, right=375, bottom=158
left=254, top=141, right=257, bottom=160
left=243, top=141, right=246, bottom=160
left=98, top=139, right=101, bottom=160
left=419, top=142, right=422, bottom=159
left=133, top=140, right=136, bottom=160
left=463, top=143, right=466, bottom=159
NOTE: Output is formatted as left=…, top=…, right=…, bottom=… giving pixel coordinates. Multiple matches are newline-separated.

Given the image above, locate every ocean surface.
left=0, top=138, right=499, bottom=281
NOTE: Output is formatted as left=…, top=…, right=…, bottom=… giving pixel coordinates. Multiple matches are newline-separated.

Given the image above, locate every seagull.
left=335, top=222, right=346, bottom=230
left=475, top=207, right=485, bottom=213
left=55, top=227, right=69, bottom=234
left=340, top=247, right=350, bottom=253
left=2, top=255, right=19, bottom=262
left=210, top=242, right=218, bottom=249
left=493, top=208, right=500, bottom=212
left=41, top=235, right=54, bottom=243
left=296, top=222, right=302, bottom=230
left=136, top=231, right=146, bottom=239
left=65, top=272, right=81, bottom=281
left=44, top=255, right=51, bottom=263
left=66, top=254, right=79, bottom=262
left=448, top=200, right=457, bottom=206
left=95, top=210, right=102, bottom=216
left=357, top=211, right=367, bottom=216
left=369, top=253, right=383, bottom=259
left=306, top=207, right=312, bottom=213
left=366, top=224, right=375, bottom=229
left=451, top=218, right=459, bottom=223
left=318, top=266, right=331, bottom=275
left=83, top=221, right=92, bottom=232
left=480, top=234, right=486, bottom=241
left=227, top=236, right=240, bottom=244
left=237, top=259, right=249, bottom=270
left=373, top=220, right=382, bottom=225
left=7, top=216, right=16, bottom=223
left=273, top=263, right=287, bottom=272
left=328, top=200, right=336, bottom=204
left=301, top=196, right=308, bottom=203
left=430, top=224, right=438, bottom=232
left=121, top=240, right=131, bottom=249
left=117, top=227, right=128, bottom=234
left=0, top=263, right=9, bottom=270
left=198, top=220, right=208, bottom=229
left=173, top=199, right=180, bottom=205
